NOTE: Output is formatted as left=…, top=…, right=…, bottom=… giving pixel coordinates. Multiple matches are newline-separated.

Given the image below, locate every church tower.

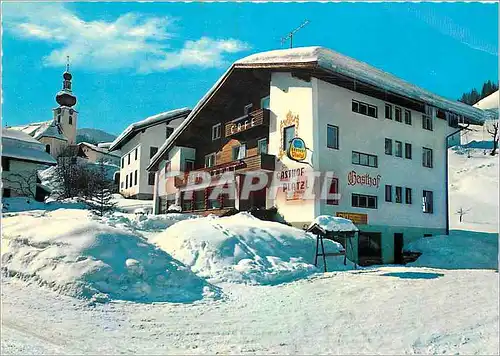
left=53, top=57, right=77, bottom=145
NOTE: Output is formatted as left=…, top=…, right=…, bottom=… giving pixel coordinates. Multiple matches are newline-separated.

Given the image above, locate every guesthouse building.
left=147, top=47, right=486, bottom=264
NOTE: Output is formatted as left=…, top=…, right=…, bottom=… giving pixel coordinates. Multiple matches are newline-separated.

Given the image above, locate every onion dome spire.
left=56, top=56, right=77, bottom=107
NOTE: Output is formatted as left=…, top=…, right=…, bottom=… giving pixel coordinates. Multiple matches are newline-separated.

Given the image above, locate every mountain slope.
left=76, top=128, right=116, bottom=144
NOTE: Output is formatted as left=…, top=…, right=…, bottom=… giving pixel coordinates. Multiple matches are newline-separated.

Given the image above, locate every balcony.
left=224, top=109, right=270, bottom=138
left=174, top=153, right=276, bottom=188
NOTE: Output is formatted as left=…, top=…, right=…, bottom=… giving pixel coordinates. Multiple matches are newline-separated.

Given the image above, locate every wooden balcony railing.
left=174, top=153, right=276, bottom=188
left=224, top=109, right=270, bottom=138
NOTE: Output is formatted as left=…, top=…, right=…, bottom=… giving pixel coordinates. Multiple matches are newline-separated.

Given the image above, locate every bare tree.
left=2, top=170, right=38, bottom=199
left=456, top=207, right=471, bottom=222
left=487, top=122, right=499, bottom=156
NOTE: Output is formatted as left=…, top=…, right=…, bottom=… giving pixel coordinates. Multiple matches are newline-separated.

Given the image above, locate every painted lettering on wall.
left=228, top=117, right=256, bottom=135
left=277, top=167, right=309, bottom=200
left=347, top=171, right=381, bottom=188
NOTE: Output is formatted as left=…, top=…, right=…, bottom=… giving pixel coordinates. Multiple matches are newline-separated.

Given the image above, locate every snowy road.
left=2, top=266, right=498, bottom=355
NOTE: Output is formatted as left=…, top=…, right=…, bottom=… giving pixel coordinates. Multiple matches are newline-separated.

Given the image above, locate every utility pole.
left=281, top=20, right=309, bottom=49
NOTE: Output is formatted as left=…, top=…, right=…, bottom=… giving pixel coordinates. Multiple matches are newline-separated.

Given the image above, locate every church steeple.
left=56, top=56, right=77, bottom=107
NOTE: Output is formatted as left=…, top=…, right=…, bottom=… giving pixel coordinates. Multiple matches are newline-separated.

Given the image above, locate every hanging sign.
left=336, top=212, right=368, bottom=225
left=287, top=137, right=307, bottom=162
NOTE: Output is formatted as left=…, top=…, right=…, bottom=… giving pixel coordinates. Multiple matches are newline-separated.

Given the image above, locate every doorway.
left=393, top=233, right=404, bottom=264
left=358, top=232, right=382, bottom=266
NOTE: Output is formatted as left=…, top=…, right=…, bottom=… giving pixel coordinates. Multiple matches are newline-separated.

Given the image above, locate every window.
left=205, top=153, right=216, bottom=168
left=352, top=100, right=377, bottom=118
left=405, top=188, right=412, bottom=204
left=121, top=158, right=124, bottom=168
left=423, top=190, right=433, bottom=213
left=135, top=148, right=138, bottom=161
left=404, top=110, right=412, bottom=125
left=232, top=144, right=246, bottom=160
left=352, top=151, right=378, bottom=168
left=395, top=141, right=403, bottom=157
left=166, top=126, right=174, bottom=139
left=385, top=138, right=393, bottom=155
left=3, top=188, right=11, bottom=198
left=326, top=177, right=339, bottom=205
left=2, top=157, right=10, bottom=172
left=422, top=115, right=433, bottom=131
left=352, top=193, right=377, bottom=209
left=327, top=125, right=339, bottom=149
left=194, top=190, right=205, bottom=210
left=385, top=104, right=392, bottom=119
left=57, top=115, right=61, bottom=123
left=121, top=182, right=124, bottom=189
left=422, top=147, right=433, bottom=168
left=405, top=143, right=412, bottom=159
left=244, top=103, right=253, bottom=115
left=149, top=147, right=158, bottom=159
left=385, top=185, right=392, bottom=202
left=395, top=186, right=402, bottom=203
left=129, top=173, right=133, bottom=187
left=182, top=192, right=193, bottom=211
left=184, top=159, right=194, bottom=172
left=447, top=112, right=459, bottom=128
left=125, top=177, right=128, bottom=189
left=212, top=123, right=221, bottom=140
left=128, top=154, right=130, bottom=165
left=283, top=125, right=296, bottom=151
left=134, top=170, right=138, bottom=186
left=257, top=138, right=268, bottom=154
left=395, top=107, right=402, bottom=122
left=45, top=145, right=51, bottom=154
left=69, top=116, right=73, bottom=125
left=260, top=96, right=270, bottom=110
left=148, top=172, right=155, bottom=186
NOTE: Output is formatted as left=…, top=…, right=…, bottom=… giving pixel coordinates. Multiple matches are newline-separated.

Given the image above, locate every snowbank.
left=308, top=215, right=358, bottom=233
left=1, top=210, right=219, bottom=303
left=153, top=212, right=351, bottom=285
left=2, top=197, right=85, bottom=213
left=407, top=230, right=498, bottom=270
left=102, top=211, right=198, bottom=233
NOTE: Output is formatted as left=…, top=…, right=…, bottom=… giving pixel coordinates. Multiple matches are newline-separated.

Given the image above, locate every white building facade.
left=148, top=47, right=486, bottom=265
left=109, top=109, right=190, bottom=200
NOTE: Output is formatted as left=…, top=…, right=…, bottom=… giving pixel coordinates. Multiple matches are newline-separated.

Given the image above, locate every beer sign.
left=287, top=137, right=307, bottom=162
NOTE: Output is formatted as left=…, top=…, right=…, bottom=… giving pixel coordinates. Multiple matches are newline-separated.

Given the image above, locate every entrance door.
left=394, top=233, right=404, bottom=264
left=358, top=232, right=382, bottom=266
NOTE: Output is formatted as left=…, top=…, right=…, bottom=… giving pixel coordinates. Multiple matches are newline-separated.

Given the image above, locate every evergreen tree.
left=459, top=80, right=499, bottom=105
left=85, top=160, right=116, bottom=216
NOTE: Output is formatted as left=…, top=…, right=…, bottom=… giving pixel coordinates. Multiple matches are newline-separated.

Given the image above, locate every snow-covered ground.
left=1, top=136, right=498, bottom=354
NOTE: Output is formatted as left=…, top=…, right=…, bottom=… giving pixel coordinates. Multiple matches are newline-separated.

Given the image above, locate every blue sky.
left=2, top=1, right=498, bottom=136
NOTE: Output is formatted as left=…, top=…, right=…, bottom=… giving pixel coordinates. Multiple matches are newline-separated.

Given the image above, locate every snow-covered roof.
left=109, top=108, right=191, bottom=151
left=97, top=142, right=112, bottom=149
left=7, top=119, right=68, bottom=141
left=474, top=91, right=499, bottom=110
left=78, top=142, right=121, bottom=157
left=148, top=46, right=487, bottom=171
left=307, top=215, right=359, bottom=234
left=237, top=47, right=486, bottom=123
left=1, top=128, right=57, bottom=165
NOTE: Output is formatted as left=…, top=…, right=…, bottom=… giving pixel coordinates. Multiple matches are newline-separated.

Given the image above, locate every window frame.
left=395, top=140, right=403, bottom=158
left=184, top=159, right=195, bottom=172
left=405, top=187, right=412, bottom=204
left=352, top=193, right=378, bottom=209
left=121, top=158, right=124, bottom=168
left=395, top=107, right=402, bottom=122
left=352, top=151, right=378, bottom=168
left=385, top=103, right=393, bottom=120
left=2, top=157, right=10, bottom=172
left=260, top=96, right=270, bottom=110
left=422, top=115, right=433, bottom=131
left=257, top=138, right=268, bottom=155
left=422, top=147, right=433, bottom=168
left=212, top=123, right=221, bottom=141
left=134, top=170, right=138, bottom=186
left=385, top=138, right=393, bottom=155
left=326, top=177, right=339, bottom=205
left=405, top=143, right=412, bottom=159
left=385, top=185, right=392, bottom=202
left=135, top=148, right=138, bottom=161
left=283, top=125, right=296, bottom=151
left=404, top=109, right=412, bottom=125
left=327, top=124, right=339, bottom=150
left=149, top=146, right=158, bottom=160
left=205, top=153, right=216, bottom=168
left=352, top=99, right=377, bottom=118
left=166, top=126, right=174, bottom=139
left=128, top=153, right=130, bottom=165
left=423, top=190, right=434, bottom=213
left=395, top=186, right=402, bottom=203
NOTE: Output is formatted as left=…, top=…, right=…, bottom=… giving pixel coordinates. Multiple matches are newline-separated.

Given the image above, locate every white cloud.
left=3, top=3, right=251, bottom=72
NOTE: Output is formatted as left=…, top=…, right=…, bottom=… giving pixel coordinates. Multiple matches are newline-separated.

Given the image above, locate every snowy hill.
left=76, top=128, right=116, bottom=144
